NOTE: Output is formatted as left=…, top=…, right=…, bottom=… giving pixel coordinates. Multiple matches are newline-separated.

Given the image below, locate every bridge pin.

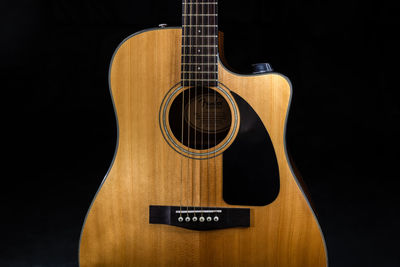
left=178, top=216, right=184, bottom=222
left=192, top=216, right=198, bottom=222
left=213, top=216, right=219, bottom=222
left=185, top=216, right=191, bottom=222
left=199, top=216, right=205, bottom=222
left=206, top=216, right=212, bottom=222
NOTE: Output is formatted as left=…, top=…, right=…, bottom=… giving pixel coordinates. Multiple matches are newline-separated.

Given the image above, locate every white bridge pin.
left=178, top=216, right=184, bottom=222
left=192, top=216, right=198, bottom=222
left=206, top=216, right=212, bottom=222
left=185, top=216, right=191, bottom=222
left=214, top=216, right=219, bottom=222
left=199, top=216, right=205, bottom=222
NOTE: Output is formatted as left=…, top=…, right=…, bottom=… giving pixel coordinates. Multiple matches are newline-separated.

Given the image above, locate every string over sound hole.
left=168, top=87, right=232, bottom=150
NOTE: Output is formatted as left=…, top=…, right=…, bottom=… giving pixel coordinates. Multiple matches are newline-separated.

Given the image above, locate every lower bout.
left=80, top=209, right=327, bottom=267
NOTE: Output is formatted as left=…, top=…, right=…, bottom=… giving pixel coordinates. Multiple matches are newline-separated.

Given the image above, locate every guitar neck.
left=181, top=0, right=218, bottom=87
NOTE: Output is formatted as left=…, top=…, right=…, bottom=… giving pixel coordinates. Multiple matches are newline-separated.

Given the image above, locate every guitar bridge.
left=149, top=205, right=250, bottom=231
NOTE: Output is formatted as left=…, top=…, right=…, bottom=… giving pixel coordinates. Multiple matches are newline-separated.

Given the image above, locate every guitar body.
left=79, top=28, right=328, bottom=267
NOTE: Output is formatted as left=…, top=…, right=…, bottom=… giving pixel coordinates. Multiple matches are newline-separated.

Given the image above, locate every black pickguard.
left=223, top=92, right=280, bottom=206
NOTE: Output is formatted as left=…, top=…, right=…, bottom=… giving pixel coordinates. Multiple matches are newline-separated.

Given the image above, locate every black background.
left=1, top=0, right=399, bottom=266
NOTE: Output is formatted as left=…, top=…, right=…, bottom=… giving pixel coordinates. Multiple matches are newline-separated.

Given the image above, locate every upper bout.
left=218, top=63, right=292, bottom=156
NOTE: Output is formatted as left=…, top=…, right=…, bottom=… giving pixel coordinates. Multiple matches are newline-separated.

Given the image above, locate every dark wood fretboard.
left=182, top=0, right=218, bottom=87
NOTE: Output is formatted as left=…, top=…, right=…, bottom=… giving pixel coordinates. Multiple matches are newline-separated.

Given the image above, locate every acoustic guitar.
left=79, top=0, right=328, bottom=266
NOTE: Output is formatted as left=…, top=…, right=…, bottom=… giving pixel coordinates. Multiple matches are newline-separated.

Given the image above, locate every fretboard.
left=182, top=0, right=218, bottom=87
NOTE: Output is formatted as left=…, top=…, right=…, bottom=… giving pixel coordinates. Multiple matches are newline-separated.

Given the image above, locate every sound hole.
left=169, top=87, right=232, bottom=150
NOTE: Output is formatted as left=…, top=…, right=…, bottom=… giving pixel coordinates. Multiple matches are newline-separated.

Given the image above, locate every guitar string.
left=196, top=0, right=203, bottom=217
left=187, top=0, right=192, bottom=218
left=207, top=0, right=211, bottom=211
left=214, top=0, right=218, bottom=208
left=200, top=0, right=205, bottom=216
left=197, top=0, right=208, bottom=217
left=193, top=0, right=198, bottom=218
left=198, top=0, right=205, bottom=217
left=180, top=0, right=188, bottom=220
left=200, top=0, right=204, bottom=216
left=181, top=0, right=219, bottom=219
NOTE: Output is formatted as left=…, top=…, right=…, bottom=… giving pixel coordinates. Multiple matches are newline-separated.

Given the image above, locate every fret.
left=182, top=77, right=218, bottom=81
left=182, top=48, right=217, bottom=55
left=182, top=2, right=216, bottom=14
left=181, top=79, right=218, bottom=82
left=182, top=44, right=218, bottom=50
left=181, top=62, right=218, bottom=67
left=183, top=25, right=217, bottom=27
left=182, top=47, right=217, bottom=54
left=183, top=35, right=218, bottom=38
left=182, top=2, right=218, bottom=5
left=184, top=35, right=217, bottom=37
left=182, top=67, right=218, bottom=73
left=182, top=79, right=217, bottom=81
left=182, top=45, right=217, bottom=47
left=182, top=63, right=218, bottom=65
left=182, top=77, right=218, bottom=85
left=182, top=66, right=218, bottom=73
left=182, top=71, right=218, bottom=74
left=182, top=66, right=217, bottom=73
left=182, top=58, right=217, bottom=64
left=183, top=28, right=217, bottom=35
left=182, top=54, right=217, bottom=58
left=183, top=54, right=218, bottom=56
left=182, top=14, right=217, bottom=16
left=183, top=16, right=217, bottom=25
left=182, top=81, right=218, bottom=87
left=181, top=37, right=218, bottom=45
left=181, top=31, right=218, bottom=40
left=183, top=72, right=217, bottom=76
left=182, top=26, right=217, bottom=29
left=183, top=0, right=217, bottom=3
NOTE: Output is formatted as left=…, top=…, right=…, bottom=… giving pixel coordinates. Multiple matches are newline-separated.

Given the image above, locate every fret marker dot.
left=198, top=49, right=201, bottom=53
left=198, top=67, right=201, bottom=70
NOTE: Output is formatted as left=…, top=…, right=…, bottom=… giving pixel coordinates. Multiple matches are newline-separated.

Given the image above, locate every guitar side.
left=79, top=28, right=328, bottom=267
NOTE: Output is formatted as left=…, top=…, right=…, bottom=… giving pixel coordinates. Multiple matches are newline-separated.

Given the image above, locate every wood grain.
left=79, top=28, right=328, bottom=267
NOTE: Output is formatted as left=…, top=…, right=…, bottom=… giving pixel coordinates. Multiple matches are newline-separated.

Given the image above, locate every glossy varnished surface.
left=79, top=28, right=327, bottom=266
